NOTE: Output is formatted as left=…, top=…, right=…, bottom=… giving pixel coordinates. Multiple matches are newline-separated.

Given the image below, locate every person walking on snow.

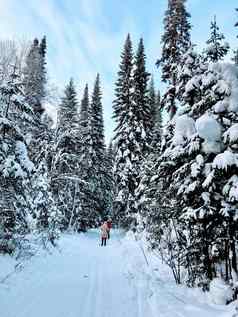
left=101, top=222, right=108, bottom=246
left=107, top=218, right=112, bottom=239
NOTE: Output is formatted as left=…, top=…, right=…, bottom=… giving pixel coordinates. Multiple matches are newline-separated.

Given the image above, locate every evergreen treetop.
left=204, top=16, right=229, bottom=62
left=58, top=78, right=79, bottom=134
left=89, top=73, right=105, bottom=158
left=157, top=0, right=191, bottom=119
left=80, top=83, right=89, bottom=129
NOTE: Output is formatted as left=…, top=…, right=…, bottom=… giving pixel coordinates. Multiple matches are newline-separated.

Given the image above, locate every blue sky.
left=0, top=0, right=237, bottom=143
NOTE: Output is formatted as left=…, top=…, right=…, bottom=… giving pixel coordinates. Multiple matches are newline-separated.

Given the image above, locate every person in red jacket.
left=101, top=221, right=108, bottom=246
left=107, top=218, right=112, bottom=239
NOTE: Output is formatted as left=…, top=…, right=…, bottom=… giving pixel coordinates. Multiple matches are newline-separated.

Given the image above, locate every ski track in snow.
left=0, top=230, right=232, bottom=317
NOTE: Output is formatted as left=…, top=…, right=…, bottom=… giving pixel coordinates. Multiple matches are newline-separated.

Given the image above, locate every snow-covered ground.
left=0, top=230, right=235, bottom=317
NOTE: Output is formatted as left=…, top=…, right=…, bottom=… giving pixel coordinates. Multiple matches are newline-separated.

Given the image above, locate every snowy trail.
left=0, top=230, right=231, bottom=317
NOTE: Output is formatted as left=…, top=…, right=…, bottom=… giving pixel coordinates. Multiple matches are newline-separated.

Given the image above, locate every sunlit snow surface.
left=0, top=230, right=234, bottom=317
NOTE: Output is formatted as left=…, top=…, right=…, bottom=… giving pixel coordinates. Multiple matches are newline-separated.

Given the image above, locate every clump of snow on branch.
left=173, top=114, right=196, bottom=145
left=196, top=113, right=222, bottom=153
left=213, top=150, right=238, bottom=170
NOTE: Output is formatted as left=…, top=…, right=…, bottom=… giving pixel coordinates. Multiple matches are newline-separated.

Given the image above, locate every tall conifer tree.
left=88, top=74, right=111, bottom=223
left=132, top=38, right=151, bottom=153
left=204, top=16, right=229, bottom=62
left=53, top=78, right=81, bottom=230
left=158, top=0, right=191, bottom=119
left=113, top=34, right=135, bottom=227
left=113, top=36, right=150, bottom=229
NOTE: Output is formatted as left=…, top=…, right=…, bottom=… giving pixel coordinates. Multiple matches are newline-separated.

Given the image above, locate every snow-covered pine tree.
left=79, top=83, right=89, bottom=129
left=113, top=35, right=151, bottom=229
left=132, top=38, right=151, bottom=153
left=148, top=77, right=156, bottom=130
left=148, top=51, right=238, bottom=292
left=106, top=141, right=114, bottom=218
left=204, top=16, right=229, bottom=63
left=151, top=89, right=162, bottom=149
left=179, top=63, right=238, bottom=290
left=76, top=83, right=93, bottom=230
left=114, top=37, right=150, bottom=228
left=23, top=38, right=44, bottom=116
left=0, top=62, right=60, bottom=252
left=140, top=49, right=201, bottom=270
left=130, top=38, right=153, bottom=229
left=39, top=36, right=47, bottom=104
left=143, top=50, right=204, bottom=285
left=136, top=84, right=163, bottom=233
left=0, top=69, right=36, bottom=253
left=0, top=70, right=57, bottom=252
left=23, top=36, right=51, bottom=171
left=56, top=78, right=79, bottom=138
left=53, top=78, right=82, bottom=231
left=88, top=74, right=112, bottom=224
left=176, top=46, right=204, bottom=105
left=113, top=34, right=134, bottom=228
left=157, top=0, right=191, bottom=119
left=147, top=77, right=158, bottom=147
left=113, top=34, right=133, bottom=226
left=146, top=78, right=161, bottom=148
left=30, top=159, right=61, bottom=244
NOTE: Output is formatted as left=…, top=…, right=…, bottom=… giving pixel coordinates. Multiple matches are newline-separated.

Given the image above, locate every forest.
left=1, top=0, right=238, bottom=311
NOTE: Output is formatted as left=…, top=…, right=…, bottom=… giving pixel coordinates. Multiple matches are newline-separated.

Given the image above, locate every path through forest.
left=0, top=230, right=232, bottom=317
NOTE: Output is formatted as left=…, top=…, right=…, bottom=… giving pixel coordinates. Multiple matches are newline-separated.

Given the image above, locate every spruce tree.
left=53, top=78, right=81, bottom=230
left=146, top=51, right=238, bottom=291
left=88, top=74, right=112, bottom=223
left=0, top=68, right=58, bottom=252
left=204, top=16, right=229, bottom=62
left=106, top=141, right=115, bottom=217
left=148, top=77, right=156, bottom=128
left=113, top=36, right=150, bottom=229
left=113, top=34, right=135, bottom=228
left=57, top=78, right=79, bottom=136
left=151, top=90, right=162, bottom=149
left=147, top=79, right=162, bottom=148
left=107, top=141, right=114, bottom=175
left=89, top=74, right=105, bottom=161
left=76, top=83, right=92, bottom=230
left=39, top=36, right=47, bottom=102
left=0, top=70, right=34, bottom=253
left=136, top=88, right=163, bottom=233
left=31, top=160, right=61, bottom=242
left=23, top=36, right=50, bottom=171
left=79, top=83, right=89, bottom=129
left=158, top=0, right=191, bottom=119
left=23, top=38, right=44, bottom=116
left=132, top=38, right=151, bottom=153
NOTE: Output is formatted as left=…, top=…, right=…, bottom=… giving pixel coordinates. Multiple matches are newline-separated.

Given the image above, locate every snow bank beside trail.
left=0, top=255, right=17, bottom=282
left=120, top=231, right=233, bottom=317
left=209, top=278, right=233, bottom=305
